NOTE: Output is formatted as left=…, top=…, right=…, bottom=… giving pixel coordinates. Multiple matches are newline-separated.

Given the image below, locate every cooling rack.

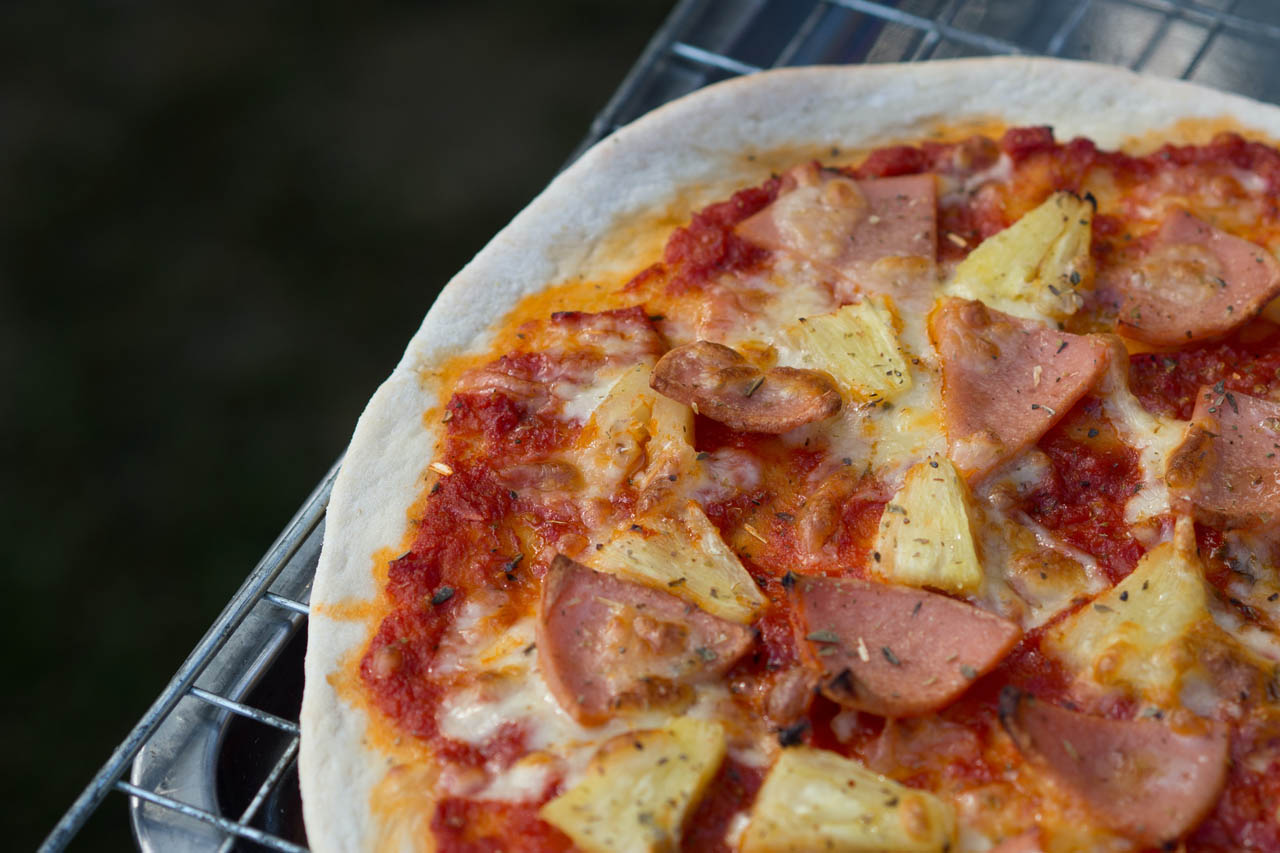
left=40, top=0, right=1280, bottom=849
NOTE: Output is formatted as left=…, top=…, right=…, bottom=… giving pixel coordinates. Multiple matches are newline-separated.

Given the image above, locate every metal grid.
left=39, top=0, right=1280, bottom=850
left=40, top=463, right=331, bottom=853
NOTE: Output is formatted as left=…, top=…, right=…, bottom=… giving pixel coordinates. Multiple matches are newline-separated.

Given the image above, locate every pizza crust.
left=299, top=58, right=1280, bottom=853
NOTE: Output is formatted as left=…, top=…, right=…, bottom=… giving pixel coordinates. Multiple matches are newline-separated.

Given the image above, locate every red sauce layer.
left=1130, top=318, right=1280, bottom=420
left=679, top=759, right=765, bottom=853
left=664, top=179, right=781, bottom=294
left=1188, top=718, right=1280, bottom=852
left=1023, top=396, right=1146, bottom=584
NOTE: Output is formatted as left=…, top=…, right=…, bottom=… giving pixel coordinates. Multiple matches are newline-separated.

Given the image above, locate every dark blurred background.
left=3, top=1, right=670, bottom=848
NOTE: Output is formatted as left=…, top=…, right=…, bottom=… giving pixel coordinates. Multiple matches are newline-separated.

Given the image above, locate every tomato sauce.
left=362, top=469, right=532, bottom=755
left=359, top=127, right=1280, bottom=851
left=830, top=497, right=889, bottom=580
left=1022, top=396, right=1146, bottom=583
left=1130, top=318, right=1280, bottom=420
left=1189, top=719, right=1280, bottom=852
left=679, top=759, right=765, bottom=853
left=663, top=179, right=781, bottom=294
left=851, top=135, right=999, bottom=179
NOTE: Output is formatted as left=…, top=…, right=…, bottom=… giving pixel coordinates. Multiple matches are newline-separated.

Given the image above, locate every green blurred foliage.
left=1, top=1, right=671, bottom=848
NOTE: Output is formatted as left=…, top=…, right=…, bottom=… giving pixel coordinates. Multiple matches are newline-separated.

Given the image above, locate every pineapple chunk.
left=576, top=361, right=655, bottom=477
left=873, top=456, right=984, bottom=595
left=1044, top=520, right=1213, bottom=701
left=946, top=191, right=1092, bottom=322
left=539, top=718, right=726, bottom=853
left=591, top=500, right=766, bottom=624
left=576, top=361, right=696, bottom=489
left=648, top=388, right=695, bottom=458
left=639, top=381, right=699, bottom=490
left=741, top=747, right=955, bottom=853
left=784, top=296, right=912, bottom=402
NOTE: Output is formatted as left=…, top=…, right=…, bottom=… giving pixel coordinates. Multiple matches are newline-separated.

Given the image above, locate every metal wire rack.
left=39, top=0, right=1280, bottom=850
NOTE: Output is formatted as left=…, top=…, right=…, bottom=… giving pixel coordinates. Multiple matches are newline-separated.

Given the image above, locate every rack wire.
left=40, top=0, right=1280, bottom=850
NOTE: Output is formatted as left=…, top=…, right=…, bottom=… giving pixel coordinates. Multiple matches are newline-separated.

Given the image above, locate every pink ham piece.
left=735, top=162, right=937, bottom=303
left=1166, top=385, right=1280, bottom=528
left=536, top=555, right=753, bottom=725
left=930, top=298, right=1110, bottom=480
left=793, top=576, right=1021, bottom=717
left=999, top=687, right=1229, bottom=846
left=1104, top=208, right=1280, bottom=346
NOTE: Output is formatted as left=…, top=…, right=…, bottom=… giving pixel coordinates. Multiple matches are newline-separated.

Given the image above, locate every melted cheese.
left=703, top=259, right=838, bottom=349
left=865, top=288, right=945, bottom=480
left=867, top=382, right=946, bottom=480
left=1217, top=530, right=1280, bottom=652
left=938, top=153, right=1013, bottom=204
left=973, top=456, right=1109, bottom=628
left=770, top=177, right=867, bottom=263
left=780, top=293, right=945, bottom=486
left=1211, top=606, right=1280, bottom=664
left=559, top=361, right=638, bottom=424
left=435, top=613, right=753, bottom=801
left=571, top=358, right=697, bottom=527
left=1097, top=353, right=1185, bottom=530
left=965, top=499, right=1104, bottom=629
left=430, top=597, right=532, bottom=676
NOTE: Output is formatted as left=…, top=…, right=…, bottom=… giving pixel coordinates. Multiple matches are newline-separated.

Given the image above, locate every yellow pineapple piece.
left=576, top=362, right=695, bottom=478
left=873, top=456, right=984, bottom=595
left=785, top=296, right=912, bottom=402
left=946, top=191, right=1093, bottom=322
left=1044, top=519, right=1213, bottom=701
left=539, top=718, right=725, bottom=853
left=575, top=362, right=655, bottom=480
left=591, top=500, right=766, bottom=624
left=741, top=747, right=955, bottom=853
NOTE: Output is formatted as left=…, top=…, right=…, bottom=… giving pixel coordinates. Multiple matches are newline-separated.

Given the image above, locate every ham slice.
left=930, top=298, right=1110, bottom=480
left=1166, top=385, right=1280, bottom=528
left=536, top=555, right=753, bottom=725
left=735, top=163, right=937, bottom=303
left=1103, top=208, right=1280, bottom=346
left=999, top=687, right=1229, bottom=846
left=793, top=576, right=1021, bottom=717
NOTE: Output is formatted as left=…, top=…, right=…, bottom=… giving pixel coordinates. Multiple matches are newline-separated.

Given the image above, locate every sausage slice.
left=651, top=340, right=841, bottom=434
left=1000, top=687, right=1229, bottom=846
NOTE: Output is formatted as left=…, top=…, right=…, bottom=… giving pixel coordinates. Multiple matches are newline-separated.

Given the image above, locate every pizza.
left=299, top=60, right=1280, bottom=853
